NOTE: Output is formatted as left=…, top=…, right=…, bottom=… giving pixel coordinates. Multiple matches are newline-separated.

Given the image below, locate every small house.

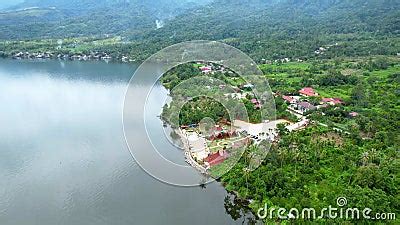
left=297, top=101, right=317, bottom=114
left=205, top=150, right=229, bottom=167
left=282, top=95, right=298, bottom=104
left=200, top=66, right=212, bottom=74
left=321, top=98, right=343, bottom=106
left=299, top=87, right=318, bottom=97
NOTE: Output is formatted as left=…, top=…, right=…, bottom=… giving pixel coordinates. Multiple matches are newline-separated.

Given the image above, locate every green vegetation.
left=160, top=56, right=400, bottom=223
left=1, top=0, right=399, bottom=63
left=0, top=0, right=212, bottom=39
left=220, top=57, right=400, bottom=223
left=223, top=125, right=399, bottom=223
left=178, top=97, right=229, bottom=125
left=1, top=0, right=399, bottom=223
left=160, top=63, right=265, bottom=125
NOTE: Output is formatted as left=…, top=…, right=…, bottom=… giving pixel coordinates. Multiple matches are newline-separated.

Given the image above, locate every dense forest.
left=159, top=56, right=399, bottom=223
left=0, top=0, right=399, bottom=62
left=0, top=0, right=211, bottom=39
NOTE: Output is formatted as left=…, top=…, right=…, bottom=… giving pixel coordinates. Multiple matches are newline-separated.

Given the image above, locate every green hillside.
left=0, top=0, right=399, bottom=61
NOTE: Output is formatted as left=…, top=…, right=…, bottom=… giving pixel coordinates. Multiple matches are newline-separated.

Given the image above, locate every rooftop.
left=282, top=95, right=294, bottom=102
left=298, top=101, right=317, bottom=110
left=299, top=87, right=318, bottom=97
left=205, top=150, right=228, bottom=166
left=322, top=97, right=343, bottom=105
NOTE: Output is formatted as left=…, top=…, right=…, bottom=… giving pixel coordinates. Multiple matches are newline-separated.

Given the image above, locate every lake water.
left=0, top=59, right=255, bottom=225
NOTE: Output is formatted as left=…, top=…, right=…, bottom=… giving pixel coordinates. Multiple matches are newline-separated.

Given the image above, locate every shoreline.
left=174, top=126, right=256, bottom=219
left=5, top=56, right=134, bottom=63
left=3, top=52, right=138, bottom=63
left=175, top=128, right=208, bottom=174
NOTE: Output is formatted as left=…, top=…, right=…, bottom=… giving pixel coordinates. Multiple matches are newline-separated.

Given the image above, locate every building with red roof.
left=251, top=98, right=259, bottom=104
left=321, top=98, right=343, bottom=105
left=250, top=98, right=262, bottom=109
left=205, top=150, right=229, bottom=166
left=200, top=66, right=212, bottom=73
left=282, top=95, right=299, bottom=104
left=349, top=112, right=359, bottom=117
left=282, top=95, right=293, bottom=102
left=299, top=87, right=318, bottom=97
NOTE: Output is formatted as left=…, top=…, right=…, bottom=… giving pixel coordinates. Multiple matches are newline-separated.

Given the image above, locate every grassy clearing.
left=259, top=62, right=311, bottom=71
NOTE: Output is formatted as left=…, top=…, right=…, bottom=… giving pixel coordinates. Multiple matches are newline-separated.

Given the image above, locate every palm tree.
left=277, top=148, right=287, bottom=168
left=291, top=147, right=300, bottom=177
left=361, top=151, right=369, bottom=166
left=242, top=167, right=251, bottom=198
left=368, top=148, right=379, bottom=165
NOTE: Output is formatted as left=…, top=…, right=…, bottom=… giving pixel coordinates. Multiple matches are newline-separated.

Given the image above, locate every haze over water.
left=0, top=59, right=251, bottom=225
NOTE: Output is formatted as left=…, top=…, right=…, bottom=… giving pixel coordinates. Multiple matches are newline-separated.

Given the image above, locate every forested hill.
left=0, top=0, right=212, bottom=39
left=0, top=0, right=399, bottom=61
left=1, top=0, right=398, bottom=40
left=131, top=0, right=400, bottom=60
left=9, top=0, right=212, bottom=17
left=156, top=0, right=400, bottom=39
left=157, top=0, right=399, bottom=40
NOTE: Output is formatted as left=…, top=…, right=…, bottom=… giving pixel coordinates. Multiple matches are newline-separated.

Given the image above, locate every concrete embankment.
left=176, top=129, right=208, bottom=174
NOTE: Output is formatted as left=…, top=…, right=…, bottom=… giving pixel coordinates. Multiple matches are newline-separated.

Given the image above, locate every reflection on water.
left=224, top=195, right=258, bottom=225
left=0, top=59, right=255, bottom=225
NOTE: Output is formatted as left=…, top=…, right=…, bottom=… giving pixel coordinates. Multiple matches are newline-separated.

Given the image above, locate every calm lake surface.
left=0, top=59, right=255, bottom=225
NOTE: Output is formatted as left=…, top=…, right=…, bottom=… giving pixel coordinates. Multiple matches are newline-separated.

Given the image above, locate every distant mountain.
left=8, top=0, right=212, bottom=17
left=133, top=0, right=399, bottom=60
left=0, top=0, right=212, bottom=39
left=0, top=0, right=24, bottom=10
left=0, top=0, right=399, bottom=62
left=147, top=0, right=399, bottom=40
